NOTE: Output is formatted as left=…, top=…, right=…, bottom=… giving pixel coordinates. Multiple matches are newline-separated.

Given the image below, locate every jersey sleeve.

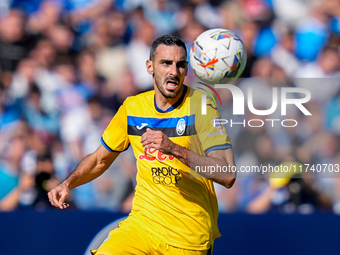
left=195, top=97, right=232, bottom=155
left=101, top=101, right=130, bottom=152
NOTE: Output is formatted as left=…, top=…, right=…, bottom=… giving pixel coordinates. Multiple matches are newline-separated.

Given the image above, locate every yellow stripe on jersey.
left=102, top=85, right=231, bottom=250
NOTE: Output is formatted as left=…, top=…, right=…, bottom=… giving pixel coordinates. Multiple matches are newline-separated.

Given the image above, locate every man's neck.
left=155, top=86, right=184, bottom=111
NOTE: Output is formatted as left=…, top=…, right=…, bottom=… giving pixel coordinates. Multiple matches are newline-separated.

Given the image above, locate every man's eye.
left=178, top=63, right=187, bottom=69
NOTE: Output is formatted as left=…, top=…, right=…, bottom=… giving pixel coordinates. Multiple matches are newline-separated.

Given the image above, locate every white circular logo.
left=176, top=118, right=186, bottom=136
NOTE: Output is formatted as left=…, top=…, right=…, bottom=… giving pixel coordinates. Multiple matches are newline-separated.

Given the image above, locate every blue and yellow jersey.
left=101, top=85, right=231, bottom=250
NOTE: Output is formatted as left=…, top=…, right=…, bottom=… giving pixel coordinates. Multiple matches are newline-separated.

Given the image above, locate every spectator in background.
left=0, top=142, right=74, bottom=211
left=27, top=0, right=62, bottom=36
left=295, top=47, right=340, bottom=79
left=238, top=21, right=259, bottom=78
left=0, top=9, right=37, bottom=75
left=20, top=84, right=59, bottom=143
left=75, top=49, right=105, bottom=99
left=255, top=133, right=277, bottom=167
left=11, top=0, right=44, bottom=14
left=178, top=19, right=205, bottom=46
left=332, top=152, right=340, bottom=214
left=71, top=96, right=137, bottom=211
left=87, top=12, right=128, bottom=93
left=220, top=0, right=246, bottom=31
left=28, top=39, right=62, bottom=114
left=172, top=2, right=196, bottom=31
left=143, top=0, right=178, bottom=36
left=126, top=8, right=155, bottom=92
left=233, top=110, right=268, bottom=162
left=0, top=0, right=340, bottom=214
left=272, top=0, right=309, bottom=28
left=0, top=136, right=30, bottom=211
left=177, top=20, right=206, bottom=83
left=0, top=171, right=34, bottom=211
left=90, top=147, right=137, bottom=212
left=55, top=62, right=89, bottom=163
left=30, top=39, right=57, bottom=70
left=0, top=81, right=21, bottom=132
left=294, top=47, right=340, bottom=104
left=100, top=68, right=138, bottom=113
left=20, top=151, right=67, bottom=211
left=294, top=0, right=329, bottom=62
left=9, top=58, right=37, bottom=99
left=47, top=24, right=77, bottom=65
left=325, top=89, right=340, bottom=136
left=271, top=29, right=300, bottom=77
left=295, top=102, right=339, bottom=173
left=246, top=163, right=333, bottom=214
left=193, top=0, right=222, bottom=29
left=81, top=96, right=111, bottom=156
left=66, top=0, right=113, bottom=36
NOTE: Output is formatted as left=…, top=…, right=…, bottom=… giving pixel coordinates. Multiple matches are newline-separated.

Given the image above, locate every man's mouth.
left=166, top=80, right=179, bottom=90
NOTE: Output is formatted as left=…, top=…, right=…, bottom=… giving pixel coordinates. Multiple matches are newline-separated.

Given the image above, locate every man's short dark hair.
left=149, top=35, right=187, bottom=61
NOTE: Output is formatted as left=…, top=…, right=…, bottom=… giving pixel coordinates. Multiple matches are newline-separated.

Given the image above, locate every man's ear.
left=146, top=60, right=153, bottom=75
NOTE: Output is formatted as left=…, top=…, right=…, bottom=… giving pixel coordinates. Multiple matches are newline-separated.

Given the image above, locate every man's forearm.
left=171, top=144, right=236, bottom=188
left=140, top=128, right=236, bottom=188
left=63, top=152, right=109, bottom=190
left=48, top=145, right=118, bottom=209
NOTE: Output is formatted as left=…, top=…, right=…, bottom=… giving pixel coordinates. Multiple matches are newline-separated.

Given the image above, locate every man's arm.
left=48, top=144, right=119, bottom=209
left=141, top=128, right=236, bottom=188
left=177, top=147, right=236, bottom=188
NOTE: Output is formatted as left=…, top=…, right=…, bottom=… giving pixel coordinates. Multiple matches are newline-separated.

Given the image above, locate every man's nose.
left=169, top=63, right=179, bottom=77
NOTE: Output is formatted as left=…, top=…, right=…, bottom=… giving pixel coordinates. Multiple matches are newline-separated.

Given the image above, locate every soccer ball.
left=190, top=28, right=247, bottom=85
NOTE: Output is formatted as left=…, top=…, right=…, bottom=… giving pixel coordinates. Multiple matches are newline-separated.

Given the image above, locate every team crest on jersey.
left=176, top=118, right=186, bottom=136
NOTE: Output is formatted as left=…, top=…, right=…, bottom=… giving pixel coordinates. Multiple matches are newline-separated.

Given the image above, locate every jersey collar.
left=154, top=85, right=188, bottom=113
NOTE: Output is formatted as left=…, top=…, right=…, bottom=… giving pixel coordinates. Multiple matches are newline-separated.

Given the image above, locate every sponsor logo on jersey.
left=136, top=123, right=148, bottom=130
left=151, top=166, right=182, bottom=185
left=128, top=115, right=196, bottom=137
left=139, top=148, right=175, bottom=161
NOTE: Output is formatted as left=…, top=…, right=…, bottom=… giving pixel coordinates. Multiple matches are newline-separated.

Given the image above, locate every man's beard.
left=154, top=74, right=181, bottom=99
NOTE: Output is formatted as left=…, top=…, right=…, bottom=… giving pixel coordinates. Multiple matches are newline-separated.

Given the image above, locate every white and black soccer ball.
left=190, top=28, right=247, bottom=85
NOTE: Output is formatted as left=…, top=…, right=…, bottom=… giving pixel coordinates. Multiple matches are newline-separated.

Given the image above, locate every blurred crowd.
left=0, top=0, right=340, bottom=214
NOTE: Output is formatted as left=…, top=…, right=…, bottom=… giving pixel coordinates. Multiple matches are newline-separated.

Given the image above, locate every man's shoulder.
left=186, top=85, right=204, bottom=99
left=124, top=90, right=155, bottom=106
left=186, top=85, right=212, bottom=105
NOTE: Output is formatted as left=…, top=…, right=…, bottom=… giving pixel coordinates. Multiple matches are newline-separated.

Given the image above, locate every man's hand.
left=141, top=128, right=176, bottom=154
left=48, top=182, right=70, bottom=209
left=47, top=145, right=120, bottom=209
left=140, top=128, right=236, bottom=189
